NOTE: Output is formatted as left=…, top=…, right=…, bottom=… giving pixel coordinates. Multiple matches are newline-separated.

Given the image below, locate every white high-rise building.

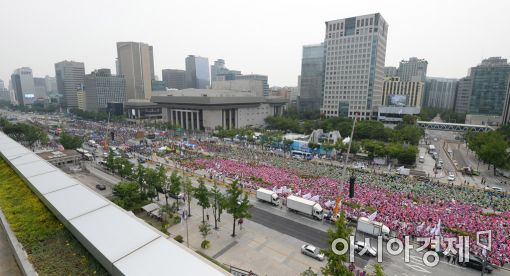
left=11, top=67, right=36, bottom=106
left=321, top=13, right=388, bottom=119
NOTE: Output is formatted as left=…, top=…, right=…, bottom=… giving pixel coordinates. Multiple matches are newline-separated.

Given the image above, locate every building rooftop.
left=0, top=132, right=227, bottom=275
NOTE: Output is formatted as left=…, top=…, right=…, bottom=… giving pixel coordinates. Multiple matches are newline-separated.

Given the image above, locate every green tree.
left=210, top=182, right=223, bottom=230
left=113, top=157, right=133, bottom=178
left=136, top=165, right=145, bottom=193
left=3, top=122, right=49, bottom=149
left=402, top=114, right=418, bottom=125
left=155, top=165, right=167, bottom=201
left=373, top=263, right=385, bottom=276
left=168, top=171, right=182, bottom=205
left=182, top=176, right=193, bottom=217
left=478, top=132, right=510, bottom=175
left=59, top=132, right=83, bottom=150
left=143, top=168, right=159, bottom=200
left=355, top=120, right=387, bottom=141
left=112, top=181, right=145, bottom=210
left=396, top=145, right=419, bottom=165
left=225, top=180, right=251, bottom=237
left=106, top=149, right=115, bottom=171
left=394, top=125, right=424, bottom=145
left=320, top=211, right=353, bottom=276
left=419, top=106, right=440, bottom=121
left=193, top=179, right=210, bottom=223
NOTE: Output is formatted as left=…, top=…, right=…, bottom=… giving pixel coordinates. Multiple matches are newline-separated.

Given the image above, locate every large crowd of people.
left=188, top=157, right=510, bottom=266
left=35, top=117, right=510, bottom=266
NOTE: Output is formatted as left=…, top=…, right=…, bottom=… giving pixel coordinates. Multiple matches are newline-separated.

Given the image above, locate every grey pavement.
left=0, top=222, right=21, bottom=276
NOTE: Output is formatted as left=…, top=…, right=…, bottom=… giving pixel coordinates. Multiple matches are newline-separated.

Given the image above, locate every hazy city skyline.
left=1, top=0, right=509, bottom=87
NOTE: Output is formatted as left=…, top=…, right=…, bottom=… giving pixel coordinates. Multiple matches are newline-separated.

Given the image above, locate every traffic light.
left=349, top=175, right=356, bottom=198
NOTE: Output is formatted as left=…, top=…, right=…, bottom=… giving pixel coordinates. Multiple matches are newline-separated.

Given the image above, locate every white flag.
left=367, top=211, right=377, bottom=221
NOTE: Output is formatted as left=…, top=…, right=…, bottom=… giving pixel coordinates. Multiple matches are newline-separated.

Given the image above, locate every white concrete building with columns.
left=150, top=89, right=286, bottom=131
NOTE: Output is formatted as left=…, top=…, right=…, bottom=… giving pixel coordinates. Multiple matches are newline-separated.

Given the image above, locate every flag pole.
left=334, top=112, right=359, bottom=217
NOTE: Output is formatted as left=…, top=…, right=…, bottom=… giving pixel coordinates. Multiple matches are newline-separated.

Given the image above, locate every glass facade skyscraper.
left=468, top=57, right=510, bottom=115
left=299, top=43, right=324, bottom=112
left=185, top=55, right=210, bottom=89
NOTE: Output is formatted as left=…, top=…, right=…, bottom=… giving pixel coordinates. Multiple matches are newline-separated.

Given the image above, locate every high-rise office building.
left=424, top=77, right=458, bottom=110
left=502, top=79, right=510, bottom=125
left=397, top=57, right=428, bottom=82
left=162, top=69, right=186, bottom=90
left=117, top=42, right=155, bottom=100
left=210, top=59, right=241, bottom=82
left=468, top=57, right=510, bottom=115
left=185, top=55, right=210, bottom=89
left=44, top=76, right=58, bottom=95
left=11, top=67, right=36, bottom=106
left=236, top=74, right=270, bottom=97
left=33, top=77, right=48, bottom=99
left=84, top=69, right=126, bottom=112
left=0, top=79, right=9, bottom=102
left=55, top=60, right=85, bottom=108
left=384, top=66, right=397, bottom=78
left=298, top=43, right=324, bottom=111
left=382, top=77, right=424, bottom=107
left=321, top=13, right=388, bottom=119
left=454, top=77, right=472, bottom=114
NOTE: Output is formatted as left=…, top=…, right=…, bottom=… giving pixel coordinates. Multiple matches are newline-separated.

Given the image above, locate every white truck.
left=256, top=188, right=280, bottom=206
left=428, top=145, right=436, bottom=153
left=356, top=217, right=390, bottom=239
left=286, top=195, right=323, bottom=220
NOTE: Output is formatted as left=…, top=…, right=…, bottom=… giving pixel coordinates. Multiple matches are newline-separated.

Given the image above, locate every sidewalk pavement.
left=166, top=196, right=324, bottom=276
left=0, top=223, right=21, bottom=276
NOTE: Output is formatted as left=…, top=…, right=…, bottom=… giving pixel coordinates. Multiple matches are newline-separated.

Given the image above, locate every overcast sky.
left=1, top=0, right=509, bottom=87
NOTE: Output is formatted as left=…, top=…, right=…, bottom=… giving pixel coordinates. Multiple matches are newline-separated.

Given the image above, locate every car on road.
left=491, top=186, right=503, bottom=192
left=460, top=254, right=493, bottom=273
left=352, top=240, right=377, bottom=257
left=418, top=156, right=425, bottom=163
left=301, top=244, right=325, bottom=261
left=323, top=211, right=339, bottom=224
left=137, top=157, right=146, bottom=163
left=435, top=162, right=442, bottom=169
left=432, top=152, right=438, bottom=160
left=168, top=192, right=184, bottom=200
left=95, top=184, right=106, bottom=190
left=447, top=172, right=456, bottom=181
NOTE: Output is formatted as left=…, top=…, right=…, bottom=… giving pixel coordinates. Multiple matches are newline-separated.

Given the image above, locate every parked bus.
left=291, top=150, right=312, bottom=160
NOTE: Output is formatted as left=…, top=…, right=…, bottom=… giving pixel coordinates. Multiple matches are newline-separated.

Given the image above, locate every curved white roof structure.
left=0, top=132, right=227, bottom=276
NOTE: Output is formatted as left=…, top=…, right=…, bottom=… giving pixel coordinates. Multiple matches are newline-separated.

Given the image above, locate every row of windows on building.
left=325, top=71, right=370, bottom=78
left=326, top=66, right=370, bottom=74
left=327, top=27, right=378, bottom=39
left=325, top=84, right=369, bottom=90
left=325, top=94, right=367, bottom=99
left=328, top=17, right=375, bottom=32
left=328, top=38, right=373, bottom=47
